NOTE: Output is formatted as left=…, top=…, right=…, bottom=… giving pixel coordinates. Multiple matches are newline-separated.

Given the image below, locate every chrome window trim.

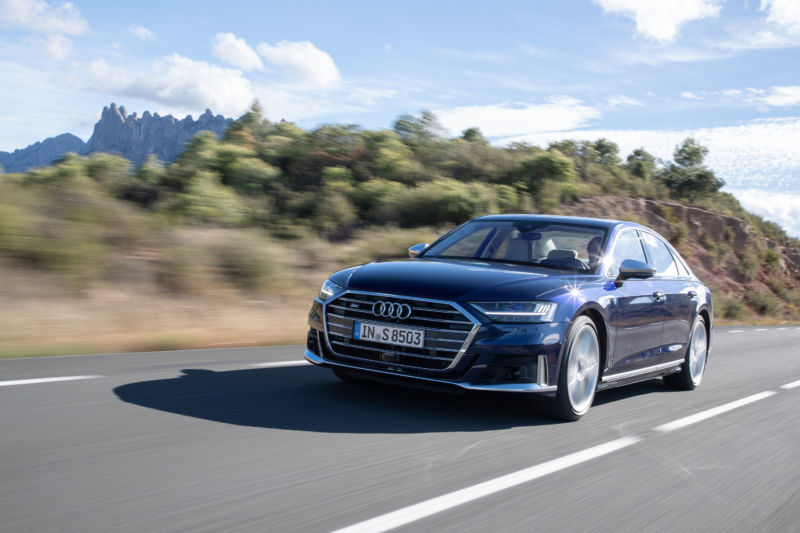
left=601, top=227, right=646, bottom=278
left=321, top=289, right=482, bottom=372
left=601, top=358, right=684, bottom=382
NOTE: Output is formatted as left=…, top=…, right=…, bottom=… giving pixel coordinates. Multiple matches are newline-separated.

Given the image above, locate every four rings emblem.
left=372, top=301, right=413, bottom=320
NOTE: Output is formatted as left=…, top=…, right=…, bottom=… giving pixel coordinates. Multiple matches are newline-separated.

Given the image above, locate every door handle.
left=687, top=290, right=697, bottom=299
left=653, top=290, right=665, bottom=302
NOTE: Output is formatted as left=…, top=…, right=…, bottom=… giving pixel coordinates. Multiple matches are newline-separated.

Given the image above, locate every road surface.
left=1, top=326, right=799, bottom=532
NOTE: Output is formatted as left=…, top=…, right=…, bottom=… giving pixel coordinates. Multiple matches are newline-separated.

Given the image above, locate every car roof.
left=473, top=213, right=630, bottom=230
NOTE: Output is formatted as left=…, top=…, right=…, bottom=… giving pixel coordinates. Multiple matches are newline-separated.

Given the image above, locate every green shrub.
left=720, top=297, right=745, bottom=320
left=738, top=249, right=760, bottom=281
left=172, top=171, right=247, bottom=226
left=669, top=222, right=688, bottom=246
left=746, top=290, right=780, bottom=316
left=342, top=226, right=441, bottom=266
left=764, top=249, right=780, bottom=271
left=211, top=231, right=280, bottom=293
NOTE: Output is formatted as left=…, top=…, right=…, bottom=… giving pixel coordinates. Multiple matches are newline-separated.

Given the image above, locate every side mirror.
left=617, top=259, right=656, bottom=281
left=408, top=243, right=429, bottom=258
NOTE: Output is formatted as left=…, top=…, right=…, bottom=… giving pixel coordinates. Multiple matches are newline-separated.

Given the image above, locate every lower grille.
left=323, top=291, right=478, bottom=373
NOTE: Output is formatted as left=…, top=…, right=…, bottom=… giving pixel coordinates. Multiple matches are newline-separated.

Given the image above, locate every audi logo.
left=371, top=301, right=413, bottom=320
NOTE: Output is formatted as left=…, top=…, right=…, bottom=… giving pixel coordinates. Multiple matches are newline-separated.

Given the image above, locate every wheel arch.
left=559, top=303, right=609, bottom=382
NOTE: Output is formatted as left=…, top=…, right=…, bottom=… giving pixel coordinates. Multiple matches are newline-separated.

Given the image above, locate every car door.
left=640, top=231, right=695, bottom=360
left=606, top=229, right=668, bottom=373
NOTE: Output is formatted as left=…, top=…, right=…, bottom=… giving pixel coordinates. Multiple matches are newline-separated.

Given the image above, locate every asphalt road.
left=1, top=326, right=799, bottom=532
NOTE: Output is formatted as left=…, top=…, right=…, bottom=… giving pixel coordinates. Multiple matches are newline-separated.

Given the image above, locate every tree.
left=461, top=127, right=488, bottom=145
left=626, top=148, right=656, bottom=180
left=594, top=138, right=620, bottom=166
left=393, top=111, right=444, bottom=147
left=662, top=138, right=724, bottom=201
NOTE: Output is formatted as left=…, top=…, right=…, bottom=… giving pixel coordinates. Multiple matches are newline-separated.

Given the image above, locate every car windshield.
left=422, top=220, right=608, bottom=273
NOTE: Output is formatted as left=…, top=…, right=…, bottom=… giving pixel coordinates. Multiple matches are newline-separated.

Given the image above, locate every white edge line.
left=332, top=436, right=641, bottom=533
left=780, top=379, right=800, bottom=390
left=654, top=391, right=776, bottom=433
left=728, top=330, right=743, bottom=333
left=0, top=375, right=103, bottom=387
left=251, top=361, right=310, bottom=368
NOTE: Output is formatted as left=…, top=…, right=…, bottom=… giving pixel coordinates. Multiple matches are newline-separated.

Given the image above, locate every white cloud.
left=41, top=33, right=71, bottom=59
left=212, top=32, right=262, bottom=71
left=0, top=0, right=88, bottom=35
left=756, top=85, right=800, bottom=106
left=593, top=0, right=722, bottom=41
left=129, top=23, right=155, bottom=41
left=257, top=40, right=341, bottom=88
left=0, top=0, right=89, bottom=59
left=728, top=188, right=800, bottom=238
left=761, top=0, right=800, bottom=33
left=681, top=91, right=703, bottom=99
left=435, top=97, right=602, bottom=138
left=607, top=94, right=644, bottom=107
left=84, top=54, right=254, bottom=117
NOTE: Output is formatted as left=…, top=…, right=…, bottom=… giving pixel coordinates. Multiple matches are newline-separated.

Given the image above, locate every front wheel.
left=664, top=315, right=708, bottom=390
left=550, top=316, right=601, bottom=421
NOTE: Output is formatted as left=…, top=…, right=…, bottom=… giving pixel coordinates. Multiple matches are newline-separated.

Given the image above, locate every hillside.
left=1, top=104, right=798, bottom=355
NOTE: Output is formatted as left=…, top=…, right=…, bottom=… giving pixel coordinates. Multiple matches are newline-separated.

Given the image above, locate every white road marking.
left=754, top=328, right=767, bottom=331
left=776, top=328, right=787, bottom=331
left=0, top=375, right=102, bottom=387
left=728, top=330, right=743, bottom=333
left=780, top=379, right=800, bottom=390
left=332, top=437, right=641, bottom=533
left=653, top=391, right=776, bottom=433
left=251, top=360, right=310, bottom=368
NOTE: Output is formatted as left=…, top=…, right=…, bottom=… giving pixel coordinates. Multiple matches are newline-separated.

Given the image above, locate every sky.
left=2, top=0, right=800, bottom=235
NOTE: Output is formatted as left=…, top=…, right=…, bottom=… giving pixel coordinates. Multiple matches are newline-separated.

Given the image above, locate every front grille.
left=324, top=292, right=477, bottom=373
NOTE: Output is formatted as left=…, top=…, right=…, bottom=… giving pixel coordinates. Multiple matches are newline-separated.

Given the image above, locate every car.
left=304, top=214, right=712, bottom=420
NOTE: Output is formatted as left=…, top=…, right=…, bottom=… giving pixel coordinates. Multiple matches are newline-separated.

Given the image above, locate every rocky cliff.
left=85, top=103, right=232, bottom=166
left=0, top=103, right=232, bottom=173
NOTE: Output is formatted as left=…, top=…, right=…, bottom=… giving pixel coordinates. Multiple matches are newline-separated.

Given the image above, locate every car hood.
left=337, top=258, right=596, bottom=301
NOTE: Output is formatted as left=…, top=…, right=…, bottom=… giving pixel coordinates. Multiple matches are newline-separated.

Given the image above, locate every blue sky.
left=2, top=0, right=800, bottom=234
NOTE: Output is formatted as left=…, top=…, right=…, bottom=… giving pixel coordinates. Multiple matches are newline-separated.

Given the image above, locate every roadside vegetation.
left=1, top=103, right=798, bottom=356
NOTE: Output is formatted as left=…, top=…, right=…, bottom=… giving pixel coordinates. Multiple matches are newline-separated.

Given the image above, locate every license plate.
left=353, top=321, right=425, bottom=348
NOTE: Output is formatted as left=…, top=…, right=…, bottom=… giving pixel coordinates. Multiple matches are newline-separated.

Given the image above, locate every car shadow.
left=114, top=366, right=680, bottom=432
left=113, top=366, right=561, bottom=433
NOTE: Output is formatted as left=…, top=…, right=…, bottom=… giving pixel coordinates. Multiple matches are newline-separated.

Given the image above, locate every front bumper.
left=304, top=348, right=557, bottom=393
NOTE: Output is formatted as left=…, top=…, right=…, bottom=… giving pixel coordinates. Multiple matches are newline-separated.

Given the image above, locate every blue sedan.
left=305, top=215, right=712, bottom=420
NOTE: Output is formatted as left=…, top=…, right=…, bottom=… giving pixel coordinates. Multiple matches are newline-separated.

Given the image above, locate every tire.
left=550, top=316, right=601, bottom=421
left=664, top=315, right=708, bottom=390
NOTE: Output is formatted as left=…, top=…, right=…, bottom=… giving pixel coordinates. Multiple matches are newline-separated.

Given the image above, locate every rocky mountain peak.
left=1, top=104, right=234, bottom=173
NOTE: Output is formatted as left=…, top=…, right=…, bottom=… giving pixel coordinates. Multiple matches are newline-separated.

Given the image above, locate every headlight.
left=470, top=301, right=558, bottom=322
left=319, top=279, right=344, bottom=301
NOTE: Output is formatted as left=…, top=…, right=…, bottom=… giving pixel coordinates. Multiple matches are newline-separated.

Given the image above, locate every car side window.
left=607, top=230, right=646, bottom=277
left=641, top=232, right=678, bottom=277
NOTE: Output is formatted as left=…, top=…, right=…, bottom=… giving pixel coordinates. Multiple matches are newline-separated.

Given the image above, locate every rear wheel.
left=664, top=316, right=708, bottom=390
left=550, top=316, right=600, bottom=421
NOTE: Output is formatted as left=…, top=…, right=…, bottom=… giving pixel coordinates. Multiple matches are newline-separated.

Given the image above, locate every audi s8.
left=305, top=215, right=712, bottom=420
